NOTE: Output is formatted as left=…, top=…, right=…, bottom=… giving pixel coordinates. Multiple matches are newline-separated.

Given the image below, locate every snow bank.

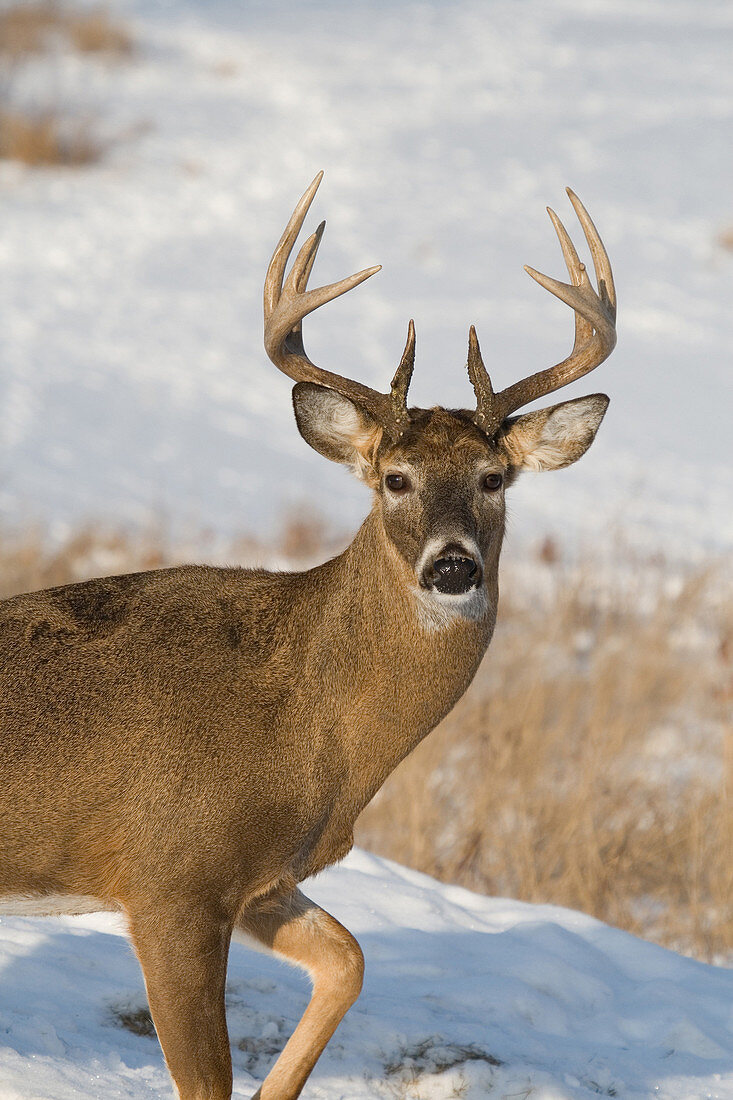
left=0, top=850, right=731, bottom=1099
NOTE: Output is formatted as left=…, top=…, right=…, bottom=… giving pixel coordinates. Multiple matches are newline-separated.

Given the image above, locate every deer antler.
left=468, top=189, right=617, bottom=437
left=264, top=173, right=415, bottom=440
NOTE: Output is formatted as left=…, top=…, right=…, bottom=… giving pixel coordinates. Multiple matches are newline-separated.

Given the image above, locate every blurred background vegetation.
left=0, top=1, right=131, bottom=165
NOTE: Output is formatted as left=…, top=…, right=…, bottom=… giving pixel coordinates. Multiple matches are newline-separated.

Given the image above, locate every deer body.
left=0, top=177, right=617, bottom=1099
left=0, top=505, right=493, bottom=909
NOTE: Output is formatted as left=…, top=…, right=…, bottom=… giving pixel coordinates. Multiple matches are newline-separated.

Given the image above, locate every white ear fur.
left=500, top=394, right=609, bottom=472
left=292, top=383, right=383, bottom=482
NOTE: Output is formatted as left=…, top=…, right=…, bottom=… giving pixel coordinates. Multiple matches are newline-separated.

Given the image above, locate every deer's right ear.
left=292, top=382, right=383, bottom=483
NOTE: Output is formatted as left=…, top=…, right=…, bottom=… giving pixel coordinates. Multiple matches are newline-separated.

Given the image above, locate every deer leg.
left=235, top=888, right=364, bottom=1100
left=126, top=903, right=233, bottom=1100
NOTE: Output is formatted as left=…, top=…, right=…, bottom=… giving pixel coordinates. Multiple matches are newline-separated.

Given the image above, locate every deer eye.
left=385, top=473, right=410, bottom=493
left=483, top=472, right=503, bottom=492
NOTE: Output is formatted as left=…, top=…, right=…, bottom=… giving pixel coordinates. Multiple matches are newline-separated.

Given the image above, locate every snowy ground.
left=0, top=850, right=732, bottom=1100
left=0, top=0, right=731, bottom=558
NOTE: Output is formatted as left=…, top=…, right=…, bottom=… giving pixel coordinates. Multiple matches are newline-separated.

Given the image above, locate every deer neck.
left=306, top=508, right=498, bottom=808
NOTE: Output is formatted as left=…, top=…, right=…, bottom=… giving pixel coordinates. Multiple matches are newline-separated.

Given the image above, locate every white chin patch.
left=415, top=584, right=489, bottom=631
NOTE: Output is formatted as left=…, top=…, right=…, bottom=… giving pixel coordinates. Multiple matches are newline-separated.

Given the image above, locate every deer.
left=0, top=173, right=616, bottom=1100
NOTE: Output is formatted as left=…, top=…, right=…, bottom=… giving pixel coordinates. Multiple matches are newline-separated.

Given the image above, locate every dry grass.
left=718, top=227, right=733, bottom=251
left=0, top=107, right=101, bottom=165
left=0, top=513, right=339, bottom=599
left=0, top=2, right=132, bottom=59
left=0, top=525, right=170, bottom=600
left=358, top=551, right=733, bottom=962
left=0, top=1, right=132, bottom=166
left=0, top=521, right=729, bottom=962
left=110, top=1004, right=156, bottom=1038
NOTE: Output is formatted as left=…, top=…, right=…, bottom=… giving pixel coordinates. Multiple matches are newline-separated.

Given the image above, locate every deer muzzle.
left=420, top=543, right=483, bottom=596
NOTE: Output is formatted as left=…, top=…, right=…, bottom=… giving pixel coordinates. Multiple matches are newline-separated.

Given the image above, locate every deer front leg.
left=235, top=888, right=364, bottom=1100
left=127, top=903, right=233, bottom=1100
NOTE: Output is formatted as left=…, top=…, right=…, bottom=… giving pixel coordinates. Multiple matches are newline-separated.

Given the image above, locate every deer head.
left=264, top=174, right=616, bottom=616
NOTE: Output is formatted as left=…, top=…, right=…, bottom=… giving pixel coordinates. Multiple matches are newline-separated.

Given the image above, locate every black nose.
left=429, top=550, right=481, bottom=595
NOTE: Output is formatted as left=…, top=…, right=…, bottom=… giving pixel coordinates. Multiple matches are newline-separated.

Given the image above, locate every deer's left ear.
left=498, top=393, right=609, bottom=472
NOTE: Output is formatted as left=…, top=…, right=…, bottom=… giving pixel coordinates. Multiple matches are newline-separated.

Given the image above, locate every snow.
left=0, top=0, right=731, bottom=557
left=0, top=850, right=731, bottom=1099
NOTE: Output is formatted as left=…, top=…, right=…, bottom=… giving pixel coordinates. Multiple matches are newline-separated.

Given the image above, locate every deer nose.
left=424, top=545, right=482, bottom=595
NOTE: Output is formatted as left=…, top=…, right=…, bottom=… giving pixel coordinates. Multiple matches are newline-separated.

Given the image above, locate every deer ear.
left=292, top=382, right=383, bottom=482
left=498, top=393, right=609, bottom=472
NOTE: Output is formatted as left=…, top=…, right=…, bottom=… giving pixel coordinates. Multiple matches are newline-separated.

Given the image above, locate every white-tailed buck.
left=0, top=174, right=616, bottom=1099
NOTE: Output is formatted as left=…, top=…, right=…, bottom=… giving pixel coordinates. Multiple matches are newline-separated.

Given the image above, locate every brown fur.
left=0, top=398, right=607, bottom=1098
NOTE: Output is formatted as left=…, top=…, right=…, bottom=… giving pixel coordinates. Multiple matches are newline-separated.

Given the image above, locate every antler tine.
left=545, top=206, right=594, bottom=354
left=566, top=188, right=616, bottom=319
left=472, top=191, right=616, bottom=431
left=263, top=174, right=417, bottom=440
left=466, top=326, right=499, bottom=434
left=523, top=266, right=608, bottom=340
left=546, top=207, right=582, bottom=279
left=264, top=171, right=323, bottom=318
left=285, top=221, right=325, bottom=297
left=280, top=222, right=325, bottom=361
left=389, top=319, right=416, bottom=431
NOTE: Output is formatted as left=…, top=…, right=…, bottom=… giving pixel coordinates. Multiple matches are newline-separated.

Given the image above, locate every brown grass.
left=0, top=3, right=132, bottom=59
left=0, top=525, right=169, bottom=600
left=0, top=522, right=729, bottom=962
left=358, top=551, right=733, bottom=962
left=719, top=230, right=733, bottom=254
left=0, top=108, right=101, bottom=165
